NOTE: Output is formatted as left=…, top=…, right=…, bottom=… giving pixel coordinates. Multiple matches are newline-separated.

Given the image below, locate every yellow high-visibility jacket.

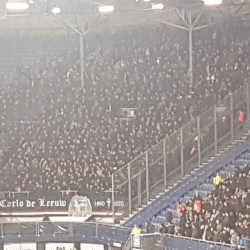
left=133, top=226, right=141, bottom=235
left=213, top=175, right=222, bottom=185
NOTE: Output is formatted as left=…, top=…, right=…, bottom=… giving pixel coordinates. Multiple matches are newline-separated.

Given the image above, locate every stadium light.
left=51, top=7, right=61, bottom=14
left=151, top=3, right=164, bottom=9
left=98, top=5, right=114, bottom=13
left=6, top=1, right=29, bottom=11
left=204, top=0, right=222, bottom=5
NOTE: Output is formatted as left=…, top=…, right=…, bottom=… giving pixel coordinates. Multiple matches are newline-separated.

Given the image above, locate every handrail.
left=122, top=233, right=132, bottom=250
left=1, top=221, right=132, bottom=241
left=60, top=190, right=78, bottom=196
left=136, top=233, right=246, bottom=249
left=1, top=191, right=31, bottom=197
left=0, top=220, right=131, bottom=230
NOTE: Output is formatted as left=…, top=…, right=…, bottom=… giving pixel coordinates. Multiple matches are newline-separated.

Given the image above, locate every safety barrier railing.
left=0, top=191, right=31, bottom=198
left=0, top=221, right=131, bottom=242
left=111, top=81, right=250, bottom=222
left=122, top=233, right=132, bottom=250
left=130, top=233, right=245, bottom=250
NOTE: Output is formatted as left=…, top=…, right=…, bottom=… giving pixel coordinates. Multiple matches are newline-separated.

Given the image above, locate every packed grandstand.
left=0, top=24, right=249, bottom=195
left=2, top=0, right=250, bottom=250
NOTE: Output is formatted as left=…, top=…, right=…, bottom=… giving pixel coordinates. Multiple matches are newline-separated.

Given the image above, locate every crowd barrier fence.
left=127, top=233, right=244, bottom=250
left=112, top=81, right=250, bottom=222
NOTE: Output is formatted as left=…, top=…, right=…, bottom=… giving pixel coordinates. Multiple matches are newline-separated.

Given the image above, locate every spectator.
left=177, top=203, right=185, bottom=218
left=185, top=222, right=192, bottom=237
left=167, top=222, right=175, bottom=235
left=179, top=211, right=186, bottom=236
left=230, top=229, right=238, bottom=245
left=133, top=225, right=141, bottom=235
left=145, top=222, right=155, bottom=233
left=213, top=173, right=222, bottom=186
left=236, top=235, right=245, bottom=247
left=220, top=229, right=230, bottom=244
left=159, top=223, right=168, bottom=234
left=165, top=209, right=173, bottom=224
left=194, top=192, right=202, bottom=201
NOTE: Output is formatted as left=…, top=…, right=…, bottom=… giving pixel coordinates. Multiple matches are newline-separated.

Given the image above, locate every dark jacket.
left=165, top=211, right=173, bottom=223
left=168, top=224, right=175, bottom=235
left=179, top=214, right=186, bottom=228
left=146, top=223, right=155, bottom=233
left=185, top=226, right=192, bottom=237
left=159, top=225, right=168, bottom=234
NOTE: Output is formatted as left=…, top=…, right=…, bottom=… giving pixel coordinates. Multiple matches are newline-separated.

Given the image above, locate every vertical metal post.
left=230, top=93, right=234, bottom=142
left=141, top=235, right=144, bottom=250
left=160, top=234, right=164, bottom=250
left=71, top=222, right=73, bottom=237
left=53, top=222, right=56, bottom=237
left=247, top=81, right=250, bottom=130
left=180, top=127, right=184, bottom=177
left=163, top=139, right=167, bottom=190
left=214, top=104, right=218, bottom=153
left=188, top=11, right=193, bottom=88
left=111, top=174, right=115, bottom=223
left=80, top=34, right=85, bottom=90
left=95, top=221, right=98, bottom=238
left=146, top=151, right=150, bottom=202
left=69, top=222, right=72, bottom=237
left=131, top=234, right=133, bottom=250
left=36, top=222, right=40, bottom=237
left=128, top=163, right=132, bottom=214
left=197, top=116, right=201, bottom=167
left=138, top=171, right=142, bottom=207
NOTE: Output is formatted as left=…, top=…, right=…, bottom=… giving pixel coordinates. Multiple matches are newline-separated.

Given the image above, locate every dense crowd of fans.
left=0, top=23, right=249, bottom=196
left=158, top=167, right=250, bottom=248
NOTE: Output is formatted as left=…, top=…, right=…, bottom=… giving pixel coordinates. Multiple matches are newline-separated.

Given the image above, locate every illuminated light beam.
left=204, top=0, right=222, bottom=6
left=51, top=7, right=61, bottom=14
left=151, top=3, right=164, bottom=9
left=6, top=2, right=29, bottom=10
left=98, top=5, right=114, bottom=13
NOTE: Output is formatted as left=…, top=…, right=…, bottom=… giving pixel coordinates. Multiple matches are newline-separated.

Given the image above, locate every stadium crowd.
left=159, top=167, right=250, bottom=249
left=0, top=23, right=249, bottom=196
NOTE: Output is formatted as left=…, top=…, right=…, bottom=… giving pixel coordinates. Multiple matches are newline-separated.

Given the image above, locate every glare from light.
left=6, top=2, right=29, bottom=10
left=151, top=3, right=164, bottom=9
left=143, top=0, right=151, bottom=2
left=98, top=5, right=114, bottom=13
left=204, top=0, right=222, bottom=5
left=51, top=7, right=61, bottom=14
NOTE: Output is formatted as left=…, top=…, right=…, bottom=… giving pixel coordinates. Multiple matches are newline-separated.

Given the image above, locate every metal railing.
left=0, top=221, right=131, bottom=242
left=112, top=81, right=250, bottom=222
left=130, top=233, right=245, bottom=250
left=122, top=233, right=132, bottom=250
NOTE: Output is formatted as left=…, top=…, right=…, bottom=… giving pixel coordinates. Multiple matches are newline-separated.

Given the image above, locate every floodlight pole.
left=80, top=34, right=85, bottom=90
left=52, top=13, right=85, bottom=90
left=188, top=11, right=193, bottom=88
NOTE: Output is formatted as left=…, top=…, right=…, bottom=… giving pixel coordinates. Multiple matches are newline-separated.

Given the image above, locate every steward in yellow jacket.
left=133, top=225, right=141, bottom=235
left=213, top=173, right=222, bottom=185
